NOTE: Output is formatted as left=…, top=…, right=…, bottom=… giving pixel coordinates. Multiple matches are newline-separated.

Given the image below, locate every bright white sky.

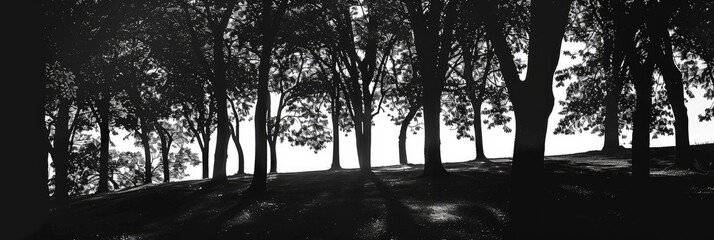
left=109, top=41, right=714, bottom=180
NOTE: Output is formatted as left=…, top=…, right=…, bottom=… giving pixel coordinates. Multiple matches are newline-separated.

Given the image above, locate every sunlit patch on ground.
left=405, top=201, right=464, bottom=223
left=651, top=169, right=702, bottom=177
left=373, top=165, right=413, bottom=172
left=356, top=218, right=386, bottom=239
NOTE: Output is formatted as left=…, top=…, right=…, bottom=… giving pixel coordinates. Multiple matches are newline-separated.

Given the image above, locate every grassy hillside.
left=50, top=144, right=714, bottom=239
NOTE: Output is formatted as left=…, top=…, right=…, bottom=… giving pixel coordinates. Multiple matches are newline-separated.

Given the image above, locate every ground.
left=50, top=145, right=714, bottom=240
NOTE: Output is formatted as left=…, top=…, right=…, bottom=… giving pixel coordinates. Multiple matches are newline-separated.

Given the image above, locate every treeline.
left=41, top=0, right=712, bottom=237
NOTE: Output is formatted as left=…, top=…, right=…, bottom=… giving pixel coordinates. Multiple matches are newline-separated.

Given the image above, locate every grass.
left=49, top=144, right=714, bottom=240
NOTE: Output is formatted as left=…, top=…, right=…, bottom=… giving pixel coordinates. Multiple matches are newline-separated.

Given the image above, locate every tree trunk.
left=472, top=99, right=487, bottom=160
left=359, top=110, right=372, bottom=173
left=481, top=0, right=572, bottom=237
left=602, top=74, right=625, bottom=151
left=657, top=30, right=693, bottom=169
left=233, top=121, right=245, bottom=174
left=632, top=69, right=653, bottom=180
left=399, top=105, right=420, bottom=165
left=53, top=99, right=71, bottom=209
left=139, top=117, right=152, bottom=184
left=157, top=126, right=171, bottom=183
left=330, top=76, right=342, bottom=170
left=201, top=140, right=210, bottom=179
left=97, top=96, right=111, bottom=192
left=269, top=139, right=277, bottom=173
left=246, top=0, right=285, bottom=194
left=211, top=30, right=230, bottom=182
left=422, top=69, right=447, bottom=176
left=229, top=100, right=246, bottom=174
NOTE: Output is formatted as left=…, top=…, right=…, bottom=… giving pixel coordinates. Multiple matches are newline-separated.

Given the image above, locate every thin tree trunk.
left=269, top=139, right=277, bottom=173
left=157, top=125, right=172, bottom=183
left=139, top=117, right=152, bottom=184
left=97, top=96, right=111, bottom=192
left=246, top=0, right=286, bottom=194
left=228, top=100, right=246, bottom=174
left=330, top=84, right=342, bottom=170
left=399, top=105, right=420, bottom=165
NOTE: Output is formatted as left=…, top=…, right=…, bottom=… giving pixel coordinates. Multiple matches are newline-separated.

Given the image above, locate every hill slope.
left=50, top=144, right=714, bottom=239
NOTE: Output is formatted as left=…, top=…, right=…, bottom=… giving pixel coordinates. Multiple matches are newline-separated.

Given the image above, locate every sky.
left=109, top=41, right=714, bottom=180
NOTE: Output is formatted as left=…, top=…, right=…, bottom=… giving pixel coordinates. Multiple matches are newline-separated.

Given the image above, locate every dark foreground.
left=50, top=145, right=714, bottom=240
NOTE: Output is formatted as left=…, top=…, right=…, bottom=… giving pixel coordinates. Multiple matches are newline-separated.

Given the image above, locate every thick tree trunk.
left=632, top=71, right=653, bottom=180
left=482, top=0, right=572, bottom=237
left=399, top=105, right=420, bottom=165
left=602, top=75, right=625, bottom=151
left=403, top=1, right=454, bottom=177
left=359, top=110, right=372, bottom=173
left=53, top=99, right=71, bottom=209
left=212, top=31, right=230, bottom=182
left=139, top=117, right=153, bottom=184
left=97, top=97, right=111, bottom=192
left=657, top=31, right=693, bottom=169
left=269, top=139, right=277, bottom=173
left=422, top=68, right=447, bottom=177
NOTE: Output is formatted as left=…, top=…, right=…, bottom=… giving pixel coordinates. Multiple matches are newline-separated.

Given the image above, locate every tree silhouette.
left=480, top=0, right=574, bottom=236
left=401, top=0, right=459, bottom=177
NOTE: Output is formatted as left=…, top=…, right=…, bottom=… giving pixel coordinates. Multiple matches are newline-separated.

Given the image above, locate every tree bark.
left=398, top=105, right=420, bottom=165
left=97, top=96, right=111, bottom=192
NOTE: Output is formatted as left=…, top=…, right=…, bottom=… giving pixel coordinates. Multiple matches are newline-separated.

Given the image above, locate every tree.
left=245, top=0, right=289, bottom=195
left=325, top=1, right=408, bottom=172
left=385, top=43, right=423, bottom=165
left=446, top=11, right=513, bottom=160
left=178, top=0, right=239, bottom=182
left=402, top=0, right=459, bottom=177
left=145, top=2, right=218, bottom=179
left=480, top=0, right=574, bottom=236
